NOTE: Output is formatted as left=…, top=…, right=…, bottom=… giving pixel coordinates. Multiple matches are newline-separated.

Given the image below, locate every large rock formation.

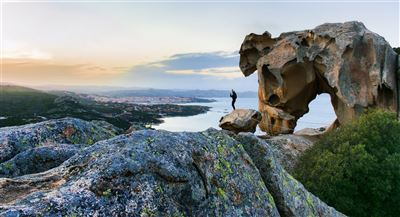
left=239, top=21, right=399, bottom=135
left=0, top=119, right=344, bottom=216
left=219, top=109, right=261, bottom=133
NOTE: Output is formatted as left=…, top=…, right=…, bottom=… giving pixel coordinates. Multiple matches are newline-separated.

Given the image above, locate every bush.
left=293, top=110, right=400, bottom=217
left=394, top=47, right=400, bottom=55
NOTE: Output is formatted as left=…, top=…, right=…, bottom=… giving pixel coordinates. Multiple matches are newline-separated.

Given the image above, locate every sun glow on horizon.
left=2, top=1, right=398, bottom=89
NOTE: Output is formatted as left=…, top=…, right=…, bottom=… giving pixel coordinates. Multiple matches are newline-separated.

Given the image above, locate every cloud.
left=3, top=58, right=122, bottom=86
left=2, top=51, right=257, bottom=91
left=4, top=40, right=53, bottom=60
left=165, top=66, right=243, bottom=79
left=4, top=49, right=53, bottom=60
left=116, top=51, right=257, bottom=90
left=159, top=51, right=239, bottom=70
left=130, top=51, right=239, bottom=73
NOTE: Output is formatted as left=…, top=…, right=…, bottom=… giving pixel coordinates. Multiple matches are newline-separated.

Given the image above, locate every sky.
left=2, top=1, right=399, bottom=91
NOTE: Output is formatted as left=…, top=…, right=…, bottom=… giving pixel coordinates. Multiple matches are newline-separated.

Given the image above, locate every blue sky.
left=3, top=1, right=399, bottom=90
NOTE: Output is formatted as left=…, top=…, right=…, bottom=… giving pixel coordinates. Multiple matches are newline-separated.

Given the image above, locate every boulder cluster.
left=0, top=118, right=344, bottom=216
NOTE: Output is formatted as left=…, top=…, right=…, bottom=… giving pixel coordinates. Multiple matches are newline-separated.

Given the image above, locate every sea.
left=154, top=94, right=337, bottom=135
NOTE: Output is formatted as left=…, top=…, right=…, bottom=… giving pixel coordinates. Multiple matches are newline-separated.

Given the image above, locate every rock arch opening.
left=294, top=93, right=337, bottom=132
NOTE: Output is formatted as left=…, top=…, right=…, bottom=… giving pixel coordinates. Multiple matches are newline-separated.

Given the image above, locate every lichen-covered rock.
left=240, top=21, right=399, bottom=135
left=264, top=134, right=314, bottom=172
left=0, top=129, right=279, bottom=217
left=219, top=109, right=262, bottom=134
left=0, top=118, right=345, bottom=216
left=0, top=145, right=80, bottom=178
left=235, top=133, right=345, bottom=217
left=0, top=118, right=121, bottom=163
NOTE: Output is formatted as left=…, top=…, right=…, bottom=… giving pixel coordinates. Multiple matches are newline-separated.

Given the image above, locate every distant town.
left=89, top=95, right=215, bottom=105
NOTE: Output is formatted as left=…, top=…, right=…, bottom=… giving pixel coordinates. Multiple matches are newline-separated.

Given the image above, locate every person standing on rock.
left=230, top=89, right=237, bottom=110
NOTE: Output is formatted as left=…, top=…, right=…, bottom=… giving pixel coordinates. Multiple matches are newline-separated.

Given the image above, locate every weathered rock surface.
left=264, top=134, right=314, bottom=172
left=240, top=21, right=399, bottom=135
left=219, top=109, right=262, bottom=133
left=0, top=118, right=121, bottom=163
left=0, top=129, right=278, bottom=217
left=0, top=119, right=344, bottom=217
left=0, top=145, right=80, bottom=178
left=294, top=127, right=327, bottom=139
left=235, top=133, right=345, bottom=217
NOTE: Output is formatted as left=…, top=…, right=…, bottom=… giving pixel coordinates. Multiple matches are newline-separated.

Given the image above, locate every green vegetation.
left=2, top=162, right=13, bottom=170
left=216, top=187, right=227, bottom=200
left=0, top=86, right=57, bottom=126
left=102, top=188, right=112, bottom=197
left=293, top=110, right=400, bottom=217
left=141, top=207, right=155, bottom=217
left=394, top=47, right=400, bottom=55
left=0, top=85, right=209, bottom=129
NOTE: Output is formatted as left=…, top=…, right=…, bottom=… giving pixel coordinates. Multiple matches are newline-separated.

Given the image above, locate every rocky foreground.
left=0, top=118, right=344, bottom=216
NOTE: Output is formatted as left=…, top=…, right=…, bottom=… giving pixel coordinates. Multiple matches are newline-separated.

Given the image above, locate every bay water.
left=154, top=94, right=336, bottom=134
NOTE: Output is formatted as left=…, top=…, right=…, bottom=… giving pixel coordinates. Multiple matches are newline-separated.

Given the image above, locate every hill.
left=0, top=85, right=209, bottom=129
left=0, top=85, right=57, bottom=116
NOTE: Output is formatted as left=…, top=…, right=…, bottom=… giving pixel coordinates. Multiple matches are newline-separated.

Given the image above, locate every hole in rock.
left=294, top=93, right=336, bottom=131
left=267, top=94, right=280, bottom=106
left=270, top=117, right=276, bottom=126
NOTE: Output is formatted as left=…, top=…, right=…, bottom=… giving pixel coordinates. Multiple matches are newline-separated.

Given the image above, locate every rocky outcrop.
left=264, top=134, right=314, bottom=172
left=294, top=127, right=327, bottom=139
left=235, top=133, right=345, bottom=217
left=0, top=119, right=344, bottom=216
left=0, top=145, right=80, bottom=178
left=0, top=118, right=121, bottom=163
left=0, top=129, right=279, bottom=216
left=240, top=21, right=399, bottom=135
left=219, top=109, right=261, bottom=133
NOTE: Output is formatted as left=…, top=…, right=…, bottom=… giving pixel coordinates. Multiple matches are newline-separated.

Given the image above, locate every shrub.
left=293, top=110, right=400, bottom=217
left=394, top=47, right=400, bottom=55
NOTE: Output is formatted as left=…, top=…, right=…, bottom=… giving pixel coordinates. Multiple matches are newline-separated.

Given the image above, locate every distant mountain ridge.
left=103, top=89, right=257, bottom=98
left=31, top=85, right=257, bottom=98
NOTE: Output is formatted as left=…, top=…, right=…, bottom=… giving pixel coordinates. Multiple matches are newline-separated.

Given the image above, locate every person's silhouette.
left=230, top=89, right=237, bottom=110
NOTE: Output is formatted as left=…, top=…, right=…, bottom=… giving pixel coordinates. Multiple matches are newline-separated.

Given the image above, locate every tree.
left=294, top=110, right=400, bottom=217
left=394, top=47, right=400, bottom=55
